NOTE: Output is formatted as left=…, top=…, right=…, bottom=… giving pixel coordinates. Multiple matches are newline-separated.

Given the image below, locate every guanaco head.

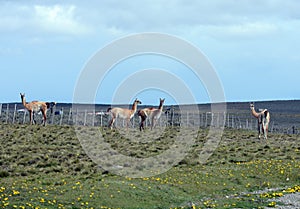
left=20, top=93, right=25, bottom=100
left=134, top=98, right=142, bottom=105
left=250, top=103, right=255, bottom=110
left=160, top=98, right=165, bottom=104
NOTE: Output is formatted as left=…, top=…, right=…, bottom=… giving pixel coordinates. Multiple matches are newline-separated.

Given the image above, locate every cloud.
left=201, top=21, right=279, bottom=40
left=66, top=0, right=300, bottom=40
left=33, top=5, right=91, bottom=35
left=0, top=2, right=92, bottom=36
left=1, top=1, right=300, bottom=39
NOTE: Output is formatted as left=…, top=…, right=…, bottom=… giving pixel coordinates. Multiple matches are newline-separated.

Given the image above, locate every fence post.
left=12, top=104, right=17, bottom=124
left=269, top=121, right=273, bottom=133
left=6, top=104, right=9, bottom=123
left=51, top=106, right=56, bottom=124
left=68, top=108, right=72, bottom=125
left=59, top=107, right=64, bottom=125
left=200, top=113, right=203, bottom=127
left=75, top=108, right=78, bottom=125
left=23, top=110, right=27, bottom=124
left=84, top=110, right=87, bottom=126
left=228, top=114, right=230, bottom=128
left=166, top=111, right=169, bottom=127
left=171, top=107, right=174, bottom=127
left=0, top=103, right=2, bottom=117
left=186, top=111, right=189, bottom=127
left=92, top=109, right=95, bottom=126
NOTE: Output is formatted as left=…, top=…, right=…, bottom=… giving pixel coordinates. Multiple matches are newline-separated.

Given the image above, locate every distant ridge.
left=4, top=99, right=300, bottom=115
left=4, top=99, right=300, bottom=106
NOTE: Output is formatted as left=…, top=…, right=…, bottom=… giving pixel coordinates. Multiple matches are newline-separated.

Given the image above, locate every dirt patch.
left=266, top=193, right=300, bottom=209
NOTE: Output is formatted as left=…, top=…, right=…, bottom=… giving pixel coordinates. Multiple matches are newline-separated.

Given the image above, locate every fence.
left=0, top=103, right=299, bottom=134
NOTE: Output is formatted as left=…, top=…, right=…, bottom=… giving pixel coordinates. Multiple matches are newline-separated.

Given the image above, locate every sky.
left=1, top=0, right=300, bottom=105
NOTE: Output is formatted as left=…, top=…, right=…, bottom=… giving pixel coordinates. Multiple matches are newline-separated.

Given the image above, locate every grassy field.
left=0, top=123, right=299, bottom=209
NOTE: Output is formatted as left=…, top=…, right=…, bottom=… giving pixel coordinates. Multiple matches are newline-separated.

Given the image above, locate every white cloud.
left=33, top=5, right=91, bottom=35
left=204, top=21, right=279, bottom=40
left=66, top=0, right=300, bottom=41
left=1, top=1, right=300, bottom=39
left=0, top=2, right=92, bottom=36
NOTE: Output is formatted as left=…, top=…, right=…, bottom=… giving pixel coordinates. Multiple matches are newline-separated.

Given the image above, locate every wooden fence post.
left=51, top=106, right=56, bottom=124
left=166, top=111, right=169, bottom=126
left=171, top=108, right=174, bottom=127
left=92, top=109, right=95, bottom=126
left=6, top=104, right=9, bottom=123
left=186, top=111, right=189, bottom=127
left=12, top=104, right=17, bottom=124
left=23, top=110, right=27, bottom=124
left=59, top=107, right=64, bottom=125
left=84, top=110, right=87, bottom=126
left=68, top=108, right=72, bottom=125
left=75, top=108, right=78, bottom=125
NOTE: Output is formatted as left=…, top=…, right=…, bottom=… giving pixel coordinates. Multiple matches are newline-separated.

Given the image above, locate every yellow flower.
left=12, top=190, right=20, bottom=195
left=268, top=201, right=276, bottom=207
left=192, top=203, right=196, bottom=209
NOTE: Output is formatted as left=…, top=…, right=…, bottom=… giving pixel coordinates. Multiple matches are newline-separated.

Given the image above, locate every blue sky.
left=1, top=0, right=299, bottom=105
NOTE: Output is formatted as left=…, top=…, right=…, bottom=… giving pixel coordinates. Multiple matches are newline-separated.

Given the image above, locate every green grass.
left=0, top=124, right=299, bottom=208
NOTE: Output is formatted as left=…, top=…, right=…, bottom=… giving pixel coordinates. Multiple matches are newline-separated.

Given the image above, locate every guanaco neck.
left=21, top=95, right=29, bottom=109
left=250, top=107, right=260, bottom=118
left=131, top=101, right=138, bottom=112
left=158, top=101, right=164, bottom=111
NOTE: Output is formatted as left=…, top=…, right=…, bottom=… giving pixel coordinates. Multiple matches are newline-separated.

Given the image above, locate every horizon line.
left=3, top=98, right=300, bottom=106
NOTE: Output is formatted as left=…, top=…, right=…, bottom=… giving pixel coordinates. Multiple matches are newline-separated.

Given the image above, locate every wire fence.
left=0, top=103, right=299, bottom=135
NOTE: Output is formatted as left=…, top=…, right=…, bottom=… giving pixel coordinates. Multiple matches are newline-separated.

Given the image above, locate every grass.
left=0, top=123, right=299, bottom=208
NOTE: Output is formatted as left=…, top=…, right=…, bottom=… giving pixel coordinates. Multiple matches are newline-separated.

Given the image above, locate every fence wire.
left=0, top=103, right=299, bottom=135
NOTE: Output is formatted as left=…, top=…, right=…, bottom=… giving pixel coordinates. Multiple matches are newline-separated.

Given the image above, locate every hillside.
left=0, top=123, right=299, bottom=208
